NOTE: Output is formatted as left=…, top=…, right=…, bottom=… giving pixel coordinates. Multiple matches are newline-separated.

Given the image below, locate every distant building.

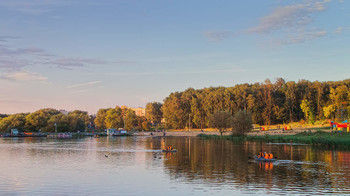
left=120, top=106, right=146, bottom=117
left=107, top=128, right=127, bottom=136
left=59, top=110, right=69, bottom=115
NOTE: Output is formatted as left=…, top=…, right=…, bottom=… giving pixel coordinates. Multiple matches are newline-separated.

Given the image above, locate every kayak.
left=162, top=149, right=177, bottom=152
left=254, top=156, right=276, bottom=162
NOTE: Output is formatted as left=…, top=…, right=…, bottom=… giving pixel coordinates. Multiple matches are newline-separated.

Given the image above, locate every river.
left=1, top=136, right=350, bottom=195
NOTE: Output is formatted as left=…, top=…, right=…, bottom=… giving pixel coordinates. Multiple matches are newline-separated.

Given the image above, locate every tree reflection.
left=148, top=137, right=350, bottom=194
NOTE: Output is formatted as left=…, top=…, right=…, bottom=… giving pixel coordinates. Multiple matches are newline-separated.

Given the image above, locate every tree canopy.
left=161, top=78, right=350, bottom=129
left=209, top=111, right=233, bottom=136
left=232, top=110, right=253, bottom=136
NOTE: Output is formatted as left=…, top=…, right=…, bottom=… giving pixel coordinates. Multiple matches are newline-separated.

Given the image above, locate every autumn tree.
left=232, top=110, right=253, bottom=136
left=94, top=108, right=109, bottom=130
left=125, top=109, right=137, bottom=131
left=145, top=102, right=163, bottom=124
left=46, top=113, right=70, bottom=132
left=209, top=111, right=233, bottom=136
left=105, top=107, right=123, bottom=129
left=300, top=99, right=316, bottom=124
left=25, top=108, right=60, bottom=132
left=0, top=113, right=28, bottom=132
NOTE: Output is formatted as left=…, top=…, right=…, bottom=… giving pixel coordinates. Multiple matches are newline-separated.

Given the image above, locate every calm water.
left=1, top=136, right=350, bottom=195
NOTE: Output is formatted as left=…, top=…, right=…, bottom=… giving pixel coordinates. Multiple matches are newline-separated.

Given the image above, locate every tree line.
left=1, top=78, right=349, bottom=132
left=161, top=78, right=350, bottom=129
left=94, top=106, right=150, bottom=131
left=0, top=108, right=91, bottom=133
left=0, top=104, right=161, bottom=133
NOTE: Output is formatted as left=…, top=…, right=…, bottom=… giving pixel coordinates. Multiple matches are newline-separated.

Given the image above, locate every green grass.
left=198, top=131, right=350, bottom=149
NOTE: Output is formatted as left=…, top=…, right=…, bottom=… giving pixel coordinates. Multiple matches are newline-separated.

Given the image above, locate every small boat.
left=254, top=156, right=276, bottom=162
left=162, top=149, right=177, bottom=153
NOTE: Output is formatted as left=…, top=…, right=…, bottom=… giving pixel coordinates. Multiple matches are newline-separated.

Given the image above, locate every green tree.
left=94, top=108, right=109, bottom=130
left=46, top=113, right=70, bottom=132
left=232, top=110, right=253, bottom=136
left=105, top=108, right=123, bottom=129
left=68, top=110, right=89, bottom=132
left=300, top=99, right=316, bottom=124
left=125, top=109, right=137, bottom=131
left=323, top=105, right=335, bottom=119
left=25, top=108, right=59, bottom=132
left=0, top=113, right=28, bottom=132
left=145, top=102, right=163, bottom=124
left=209, top=111, right=233, bottom=136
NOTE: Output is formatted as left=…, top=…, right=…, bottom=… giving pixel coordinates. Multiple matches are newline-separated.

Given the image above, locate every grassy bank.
left=198, top=131, right=350, bottom=149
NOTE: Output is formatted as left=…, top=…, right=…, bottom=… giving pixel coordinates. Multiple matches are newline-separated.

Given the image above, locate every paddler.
left=269, top=152, right=273, bottom=159
left=264, top=152, right=269, bottom=159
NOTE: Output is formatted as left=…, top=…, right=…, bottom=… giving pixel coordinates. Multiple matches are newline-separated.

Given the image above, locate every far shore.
left=137, top=127, right=333, bottom=137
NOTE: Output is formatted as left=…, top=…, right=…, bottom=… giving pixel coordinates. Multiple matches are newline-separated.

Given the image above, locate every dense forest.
left=162, top=78, right=350, bottom=129
left=1, top=78, right=350, bottom=132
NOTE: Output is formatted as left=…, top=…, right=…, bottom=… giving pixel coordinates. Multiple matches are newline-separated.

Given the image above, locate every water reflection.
left=151, top=137, right=350, bottom=195
left=1, top=137, right=350, bottom=195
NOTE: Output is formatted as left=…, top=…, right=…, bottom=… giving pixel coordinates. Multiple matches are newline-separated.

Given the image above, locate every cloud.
left=247, top=0, right=331, bottom=34
left=0, top=37, right=111, bottom=71
left=334, top=27, right=343, bottom=34
left=107, top=67, right=246, bottom=76
left=0, top=36, right=18, bottom=43
left=0, top=0, right=71, bottom=15
left=66, top=81, right=102, bottom=89
left=204, top=31, right=235, bottom=42
left=204, top=0, right=333, bottom=45
left=274, top=29, right=327, bottom=44
left=1, top=70, right=47, bottom=81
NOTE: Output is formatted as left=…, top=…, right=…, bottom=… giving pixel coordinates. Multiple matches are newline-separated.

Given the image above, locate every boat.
left=162, top=149, right=177, bottom=153
left=254, top=156, right=276, bottom=162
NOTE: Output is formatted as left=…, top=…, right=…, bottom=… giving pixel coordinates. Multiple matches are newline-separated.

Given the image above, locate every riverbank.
left=198, top=131, right=350, bottom=149
left=138, top=127, right=331, bottom=137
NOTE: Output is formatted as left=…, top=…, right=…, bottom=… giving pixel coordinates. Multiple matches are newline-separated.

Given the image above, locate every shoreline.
left=137, top=127, right=333, bottom=137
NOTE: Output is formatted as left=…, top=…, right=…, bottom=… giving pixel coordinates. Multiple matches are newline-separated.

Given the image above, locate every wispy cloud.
left=1, top=70, right=47, bottom=81
left=0, top=0, right=72, bottom=15
left=43, top=57, right=107, bottom=70
left=205, top=0, right=333, bottom=45
left=107, top=67, right=246, bottom=76
left=248, top=0, right=332, bottom=44
left=0, top=36, right=114, bottom=72
left=204, top=31, right=236, bottom=42
left=334, top=27, right=343, bottom=34
left=66, top=81, right=102, bottom=89
left=274, top=28, right=327, bottom=45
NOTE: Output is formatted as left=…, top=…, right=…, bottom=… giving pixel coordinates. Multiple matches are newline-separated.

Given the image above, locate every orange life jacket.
left=264, top=153, right=269, bottom=159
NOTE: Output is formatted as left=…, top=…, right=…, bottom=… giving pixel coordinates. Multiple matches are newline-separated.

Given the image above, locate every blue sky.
left=0, top=0, right=349, bottom=114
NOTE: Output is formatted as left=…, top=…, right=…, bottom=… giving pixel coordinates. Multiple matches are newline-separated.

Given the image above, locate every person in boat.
left=258, top=152, right=263, bottom=158
left=166, top=145, right=173, bottom=151
left=264, top=152, right=269, bottom=159
left=268, top=152, right=273, bottom=159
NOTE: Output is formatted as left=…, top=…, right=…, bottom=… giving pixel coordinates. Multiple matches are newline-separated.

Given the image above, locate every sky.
left=0, top=0, right=349, bottom=115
